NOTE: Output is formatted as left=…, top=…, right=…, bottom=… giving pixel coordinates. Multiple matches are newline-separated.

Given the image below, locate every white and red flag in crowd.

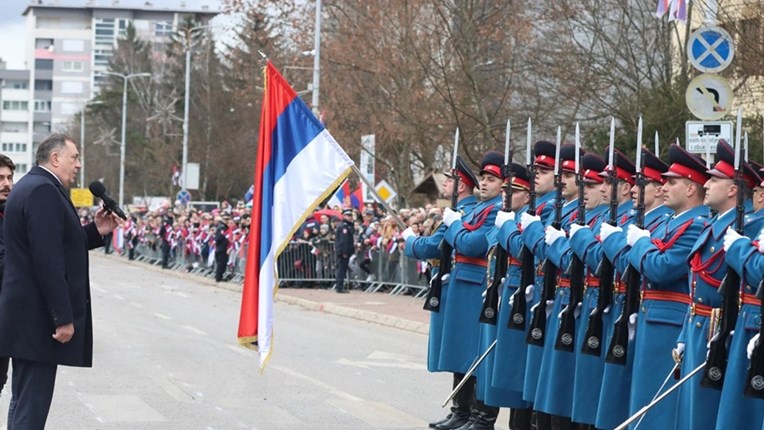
left=237, top=61, right=354, bottom=370
left=656, top=0, right=686, bottom=21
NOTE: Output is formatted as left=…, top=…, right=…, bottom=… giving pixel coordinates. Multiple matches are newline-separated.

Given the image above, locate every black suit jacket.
left=0, top=166, right=103, bottom=367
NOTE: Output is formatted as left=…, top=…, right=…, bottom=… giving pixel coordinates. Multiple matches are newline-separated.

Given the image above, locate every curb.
left=95, top=253, right=429, bottom=335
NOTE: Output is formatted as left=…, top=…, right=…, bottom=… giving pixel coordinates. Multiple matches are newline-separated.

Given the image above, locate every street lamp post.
left=181, top=24, right=213, bottom=192
left=101, top=71, right=151, bottom=208
left=79, top=100, right=104, bottom=187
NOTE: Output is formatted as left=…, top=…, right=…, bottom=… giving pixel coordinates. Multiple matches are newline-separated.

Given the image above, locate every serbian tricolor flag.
left=238, top=61, right=354, bottom=369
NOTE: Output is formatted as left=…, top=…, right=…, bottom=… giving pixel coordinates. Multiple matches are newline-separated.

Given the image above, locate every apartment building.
left=3, top=0, right=219, bottom=177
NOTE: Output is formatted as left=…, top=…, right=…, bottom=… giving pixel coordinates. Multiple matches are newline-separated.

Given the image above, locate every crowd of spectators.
left=84, top=198, right=446, bottom=288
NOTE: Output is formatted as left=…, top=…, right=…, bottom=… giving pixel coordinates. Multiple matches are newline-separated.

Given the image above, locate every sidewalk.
left=275, top=286, right=431, bottom=335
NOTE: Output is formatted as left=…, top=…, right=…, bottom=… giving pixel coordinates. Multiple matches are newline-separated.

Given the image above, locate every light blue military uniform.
left=439, top=195, right=501, bottom=374
left=404, top=195, right=477, bottom=372
left=716, top=216, right=764, bottom=430
left=595, top=204, right=672, bottom=429
left=536, top=202, right=607, bottom=421
left=492, top=192, right=555, bottom=398
left=566, top=199, right=633, bottom=425
left=626, top=205, right=709, bottom=429
left=521, top=197, right=578, bottom=407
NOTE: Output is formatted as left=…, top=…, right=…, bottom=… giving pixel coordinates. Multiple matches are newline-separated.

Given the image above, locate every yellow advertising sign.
left=70, top=188, right=94, bottom=208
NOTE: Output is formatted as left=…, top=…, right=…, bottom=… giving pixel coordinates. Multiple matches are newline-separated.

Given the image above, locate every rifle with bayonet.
left=582, top=118, right=617, bottom=356
left=744, top=281, right=763, bottom=398
left=527, top=126, right=563, bottom=346
left=606, top=117, right=645, bottom=365
left=480, top=120, right=513, bottom=324
left=555, top=123, right=585, bottom=352
left=702, top=110, right=745, bottom=389
left=424, top=129, right=460, bottom=312
left=508, top=118, right=535, bottom=330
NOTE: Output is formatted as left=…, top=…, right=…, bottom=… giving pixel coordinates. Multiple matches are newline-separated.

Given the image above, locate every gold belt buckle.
left=690, top=302, right=696, bottom=316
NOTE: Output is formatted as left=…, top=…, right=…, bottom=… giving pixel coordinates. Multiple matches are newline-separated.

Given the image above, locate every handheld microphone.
left=88, top=181, right=127, bottom=220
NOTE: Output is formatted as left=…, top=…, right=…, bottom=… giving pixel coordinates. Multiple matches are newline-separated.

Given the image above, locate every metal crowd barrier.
left=115, top=235, right=431, bottom=297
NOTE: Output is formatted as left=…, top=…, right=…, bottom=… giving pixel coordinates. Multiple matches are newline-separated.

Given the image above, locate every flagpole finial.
left=258, top=50, right=269, bottom=60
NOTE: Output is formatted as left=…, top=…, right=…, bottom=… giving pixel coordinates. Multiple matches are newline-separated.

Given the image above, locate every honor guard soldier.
left=402, top=158, right=479, bottom=429
left=438, top=151, right=504, bottom=430
left=519, top=143, right=581, bottom=428
left=621, top=144, right=709, bottom=428
left=718, top=167, right=764, bottom=429
left=674, top=140, right=761, bottom=429
left=544, top=152, right=609, bottom=429
left=596, top=148, right=672, bottom=429
left=494, top=141, right=557, bottom=429
left=476, top=163, right=531, bottom=430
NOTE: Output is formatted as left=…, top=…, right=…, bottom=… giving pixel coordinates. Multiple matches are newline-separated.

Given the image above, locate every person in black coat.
left=334, top=208, right=356, bottom=293
left=0, top=134, right=119, bottom=429
left=0, top=154, right=14, bottom=396
left=214, top=219, right=230, bottom=282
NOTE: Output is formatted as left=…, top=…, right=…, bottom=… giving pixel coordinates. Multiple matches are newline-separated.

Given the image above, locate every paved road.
left=0, top=253, right=485, bottom=430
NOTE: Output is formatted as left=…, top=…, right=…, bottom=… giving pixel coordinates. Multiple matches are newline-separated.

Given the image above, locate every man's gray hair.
left=36, top=133, right=74, bottom=166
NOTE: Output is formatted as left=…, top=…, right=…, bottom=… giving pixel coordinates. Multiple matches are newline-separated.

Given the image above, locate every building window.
left=35, top=38, right=54, bottom=50
left=34, top=100, right=51, bottom=112
left=16, top=164, right=27, bottom=174
left=15, top=143, right=27, bottom=152
left=118, top=19, right=130, bottom=36
left=62, top=39, right=85, bottom=52
left=94, top=49, right=113, bottom=67
left=95, top=19, right=115, bottom=45
left=35, top=80, right=53, bottom=90
left=60, top=102, right=78, bottom=115
left=155, top=21, right=173, bottom=36
left=10, top=81, right=28, bottom=89
left=35, top=59, right=53, bottom=70
left=33, top=122, right=50, bottom=134
left=2, top=101, right=28, bottom=111
left=1, top=143, right=10, bottom=152
left=62, top=61, right=84, bottom=72
left=60, top=81, right=84, bottom=94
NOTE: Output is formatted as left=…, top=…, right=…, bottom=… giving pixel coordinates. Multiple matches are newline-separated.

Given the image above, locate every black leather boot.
left=550, top=415, right=573, bottom=430
left=435, top=374, right=474, bottom=430
left=510, top=407, right=533, bottom=430
left=534, top=411, right=552, bottom=430
left=429, top=413, right=453, bottom=429
left=455, top=399, right=498, bottom=430
left=574, top=424, right=596, bottom=430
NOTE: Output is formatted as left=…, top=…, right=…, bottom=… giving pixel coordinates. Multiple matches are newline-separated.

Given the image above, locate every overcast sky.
left=0, top=0, right=225, bottom=70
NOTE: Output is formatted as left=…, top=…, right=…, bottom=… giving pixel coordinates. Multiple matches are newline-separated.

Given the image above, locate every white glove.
left=759, top=230, right=764, bottom=254
left=441, top=273, right=450, bottom=283
left=558, top=302, right=582, bottom=319
left=401, top=227, right=416, bottom=241
left=600, top=223, right=623, bottom=241
left=443, top=208, right=461, bottom=227
left=748, top=333, right=760, bottom=359
left=628, top=313, right=638, bottom=341
left=545, top=226, right=566, bottom=246
left=603, top=305, right=611, bottom=314
left=495, top=210, right=516, bottom=229
left=546, top=299, right=554, bottom=318
left=569, top=223, right=589, bottom=238
left=626, top=224, right=650, bottom=247
left=520, top=212, right=541, bottom=230
left=723, top=227, right=745, bottom=252
left=525, top=284, right=534, bottom=302
left=672, top=342, right=685, bottom=364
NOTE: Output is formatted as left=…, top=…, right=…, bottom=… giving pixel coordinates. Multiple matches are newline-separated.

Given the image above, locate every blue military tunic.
left=534, top=203, right=607, bottom=420
left=716, top=217, right=764, bottom=430
left=405, top=195, right=478, bottom=372
left=677, top=208, right=761, bottom=429
left=595, top=204, right=672, bottom=429
left=565, top=200, right=632, bottom=425
left=521, top=197, right=578, bottom=405
left=625, top=205, right=709, bottom=429
left=492, top=192, right=555, bottom=397
left=439, top=195, right=501, bottom=374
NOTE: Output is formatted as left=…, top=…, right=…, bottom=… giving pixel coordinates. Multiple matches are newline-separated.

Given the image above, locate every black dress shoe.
left=429, top=413, right=453, bottom=428
left=435, top=413, right=470, bottom=430
left=335, top=288, right=349, bottom=294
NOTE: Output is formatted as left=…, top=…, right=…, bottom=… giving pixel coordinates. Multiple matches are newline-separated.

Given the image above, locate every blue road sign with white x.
left=688, top=26, right=734, bottom=73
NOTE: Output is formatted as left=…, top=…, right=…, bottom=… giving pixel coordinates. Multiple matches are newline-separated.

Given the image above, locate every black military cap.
left=749, top=160, right=763, bottom=186
left=445, top=156, right=479, bottom=189
left=640, top=148, right=670, bottom=184
left=508, top=162, right=530, bottom=190
left=342, top=208, right=354, bottom=216
left=707, top=140, right=760, bottom=189
left=559, top=144, right=581, bottom=173
left=479, top=151, right=506, bottom=179
left=599, top=148, right=636, bottom=185
left=533, top=141, right=556, bottom=169
left=581, top=153, right=607, bottom=184
left=662, top=144, right=709, bottom=185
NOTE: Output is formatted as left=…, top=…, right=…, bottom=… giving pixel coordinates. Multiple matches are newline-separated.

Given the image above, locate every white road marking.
left=153, top=312, right=172, bottom=320
left=181, top=325, right=208, bottom=336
